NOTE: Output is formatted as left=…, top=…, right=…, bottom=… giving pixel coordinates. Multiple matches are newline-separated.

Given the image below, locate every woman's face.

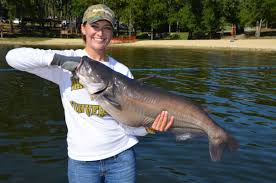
left=81, top=20, right=113, bottom=51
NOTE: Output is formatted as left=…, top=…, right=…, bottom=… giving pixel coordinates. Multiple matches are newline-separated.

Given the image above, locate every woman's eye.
left=104, top=27, right=113, bottom=31
left=91, top=24, right=99, bottom=29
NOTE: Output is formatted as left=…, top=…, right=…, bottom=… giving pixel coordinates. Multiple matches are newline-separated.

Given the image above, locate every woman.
left=6, top=4, right=174, bottom=183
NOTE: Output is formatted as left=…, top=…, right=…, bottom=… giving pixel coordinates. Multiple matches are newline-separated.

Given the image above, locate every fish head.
left=75, top=56, right=111, bottom=95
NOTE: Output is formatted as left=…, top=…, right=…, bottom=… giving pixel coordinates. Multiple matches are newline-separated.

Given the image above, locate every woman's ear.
left=81, top=24, right=86, bottom=35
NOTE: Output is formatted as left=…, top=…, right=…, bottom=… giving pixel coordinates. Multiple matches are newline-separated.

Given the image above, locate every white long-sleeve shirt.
left=6, top=47, right=147, bottom=161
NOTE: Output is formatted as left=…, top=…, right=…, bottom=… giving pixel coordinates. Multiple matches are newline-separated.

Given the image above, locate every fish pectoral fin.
left=170, top=128, right=206, bottom=141
left=103, top=94, right=122, bottom=110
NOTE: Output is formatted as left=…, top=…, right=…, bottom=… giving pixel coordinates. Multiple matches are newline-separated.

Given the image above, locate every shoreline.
left=113, top=39, right=276, bottom=52
left=1, top=38, right=276, bottom=52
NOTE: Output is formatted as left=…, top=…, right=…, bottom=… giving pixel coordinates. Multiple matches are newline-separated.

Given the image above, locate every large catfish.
left=73, top=56, right=239, bottom=161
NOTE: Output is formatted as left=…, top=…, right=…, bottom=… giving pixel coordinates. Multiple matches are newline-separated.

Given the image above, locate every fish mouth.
left=75, top=58, right=84, bottom=73
left=93, top=84, right=108, bottom=95
left=72, top=58, right=83, bottom=80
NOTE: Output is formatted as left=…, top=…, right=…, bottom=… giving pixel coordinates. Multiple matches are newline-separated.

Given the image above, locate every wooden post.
left=0, top=22, right=3, bottom=38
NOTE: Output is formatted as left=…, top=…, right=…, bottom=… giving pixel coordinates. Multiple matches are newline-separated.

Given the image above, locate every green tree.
left=202, top=0, right=221, bottom=38
left=166, top=0, right=177, bottom=33
left=179, top=0, right=206, bottom=39
left=116, top=0, right=137, bottom=36
left=105, top=0, right=129, bottom=35
left=221, top=0, right=240, bottom=24
left=0, top=0, right=18, bottom=32
left=130, top=0, right=149, bottom=33
left=146, top=0, right=167, bottom=39
left=240, top=0, right=276, bottom=37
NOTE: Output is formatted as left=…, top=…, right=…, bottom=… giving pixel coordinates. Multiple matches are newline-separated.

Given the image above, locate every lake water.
left=0, top=45, right=275, bottom=183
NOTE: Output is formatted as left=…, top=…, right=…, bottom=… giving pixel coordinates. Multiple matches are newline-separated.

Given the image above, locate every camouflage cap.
left=82, top=4, right=115, bottom=28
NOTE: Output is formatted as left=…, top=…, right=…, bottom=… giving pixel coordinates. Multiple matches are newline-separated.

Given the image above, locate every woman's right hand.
left=51, top=54, right=81, bottom=71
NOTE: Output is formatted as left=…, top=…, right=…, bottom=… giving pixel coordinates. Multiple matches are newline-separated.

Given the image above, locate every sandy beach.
left=1, top=38, right=276, bottom=52
left=114, top=39, right=276, bottom=52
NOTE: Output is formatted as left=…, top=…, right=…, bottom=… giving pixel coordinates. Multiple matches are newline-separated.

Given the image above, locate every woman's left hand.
left=148, top=111, right=174, bottom=133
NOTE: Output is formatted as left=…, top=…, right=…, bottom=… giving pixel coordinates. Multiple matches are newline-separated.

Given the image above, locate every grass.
left=168, top=32, right=189, bottom=40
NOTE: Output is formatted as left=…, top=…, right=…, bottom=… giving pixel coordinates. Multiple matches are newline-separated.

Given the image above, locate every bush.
left=165, top=32, right=188, bottom=40
left=136, top=32, right=189, bottom=40
left=136, top=32, right=150, bottom=39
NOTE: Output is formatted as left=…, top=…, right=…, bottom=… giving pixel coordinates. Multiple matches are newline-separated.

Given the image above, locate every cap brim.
left=84, top=17, right=114, bottom=28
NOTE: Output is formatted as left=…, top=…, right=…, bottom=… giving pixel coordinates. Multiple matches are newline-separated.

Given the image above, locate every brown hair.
left=81, top=22, right=87, bottom=43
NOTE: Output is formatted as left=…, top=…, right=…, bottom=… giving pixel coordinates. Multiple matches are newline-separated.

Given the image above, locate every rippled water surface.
left=0, top=45, right=275, bottom=183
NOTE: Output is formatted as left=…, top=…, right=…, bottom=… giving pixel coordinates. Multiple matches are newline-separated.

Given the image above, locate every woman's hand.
left=51, top=54, right=81, bottom=71
left=146, top=111, right=174, bottom=134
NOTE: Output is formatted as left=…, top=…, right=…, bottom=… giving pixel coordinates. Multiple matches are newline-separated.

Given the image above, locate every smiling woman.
left=81, top=20, right=113, bottom=59
left=5, top=3, right=174, bottom=183
left=80, top=4, right=115, bottom=61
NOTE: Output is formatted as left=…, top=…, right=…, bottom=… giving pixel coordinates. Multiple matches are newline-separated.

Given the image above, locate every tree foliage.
left=0, top=0, right=275, bottom=39
left=221, top=0, right=240, bottom=24
left=240, top=0, right=276, bottom=26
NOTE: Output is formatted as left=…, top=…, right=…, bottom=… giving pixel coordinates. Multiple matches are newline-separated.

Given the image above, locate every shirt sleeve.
left=5, top=47, right=75, bottom=84
left=6, top=47, right=56, bottom=70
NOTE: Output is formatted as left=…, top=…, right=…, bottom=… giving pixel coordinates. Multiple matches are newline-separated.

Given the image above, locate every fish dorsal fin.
left=137, top=75, right=157, bottom=83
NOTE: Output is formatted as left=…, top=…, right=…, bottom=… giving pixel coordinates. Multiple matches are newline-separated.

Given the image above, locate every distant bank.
left=1, top=38, right=276, bottom=52
left=114, top=39, right=276, bottom=52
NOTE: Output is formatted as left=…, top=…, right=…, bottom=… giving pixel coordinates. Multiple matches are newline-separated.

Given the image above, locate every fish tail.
left=209, top=132, right=239, bottom=162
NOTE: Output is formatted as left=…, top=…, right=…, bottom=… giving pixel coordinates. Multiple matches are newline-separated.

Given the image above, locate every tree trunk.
left=74, top=17, right=78, bottom=34
left=255, top=19, right=264, bottom=38
left=9, top=20, right=14, bottom=33
left=128, top=9, right=132, bottom=37
left=151, top=25, right=154, bottom=40
left=128, top=22, right=132, bottom=37
left=169, top=23, right=171, bottom=33
left=0, top=29, right=3, bottom=38
left=255, top=21, right=260, bottom=37
left=116, top=19, right=120, bottom=37
left=188, top=31, right=192, bottom=39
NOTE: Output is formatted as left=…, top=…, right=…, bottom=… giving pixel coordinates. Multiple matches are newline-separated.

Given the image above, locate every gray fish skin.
left=75, top=56, right=239, bottom=162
